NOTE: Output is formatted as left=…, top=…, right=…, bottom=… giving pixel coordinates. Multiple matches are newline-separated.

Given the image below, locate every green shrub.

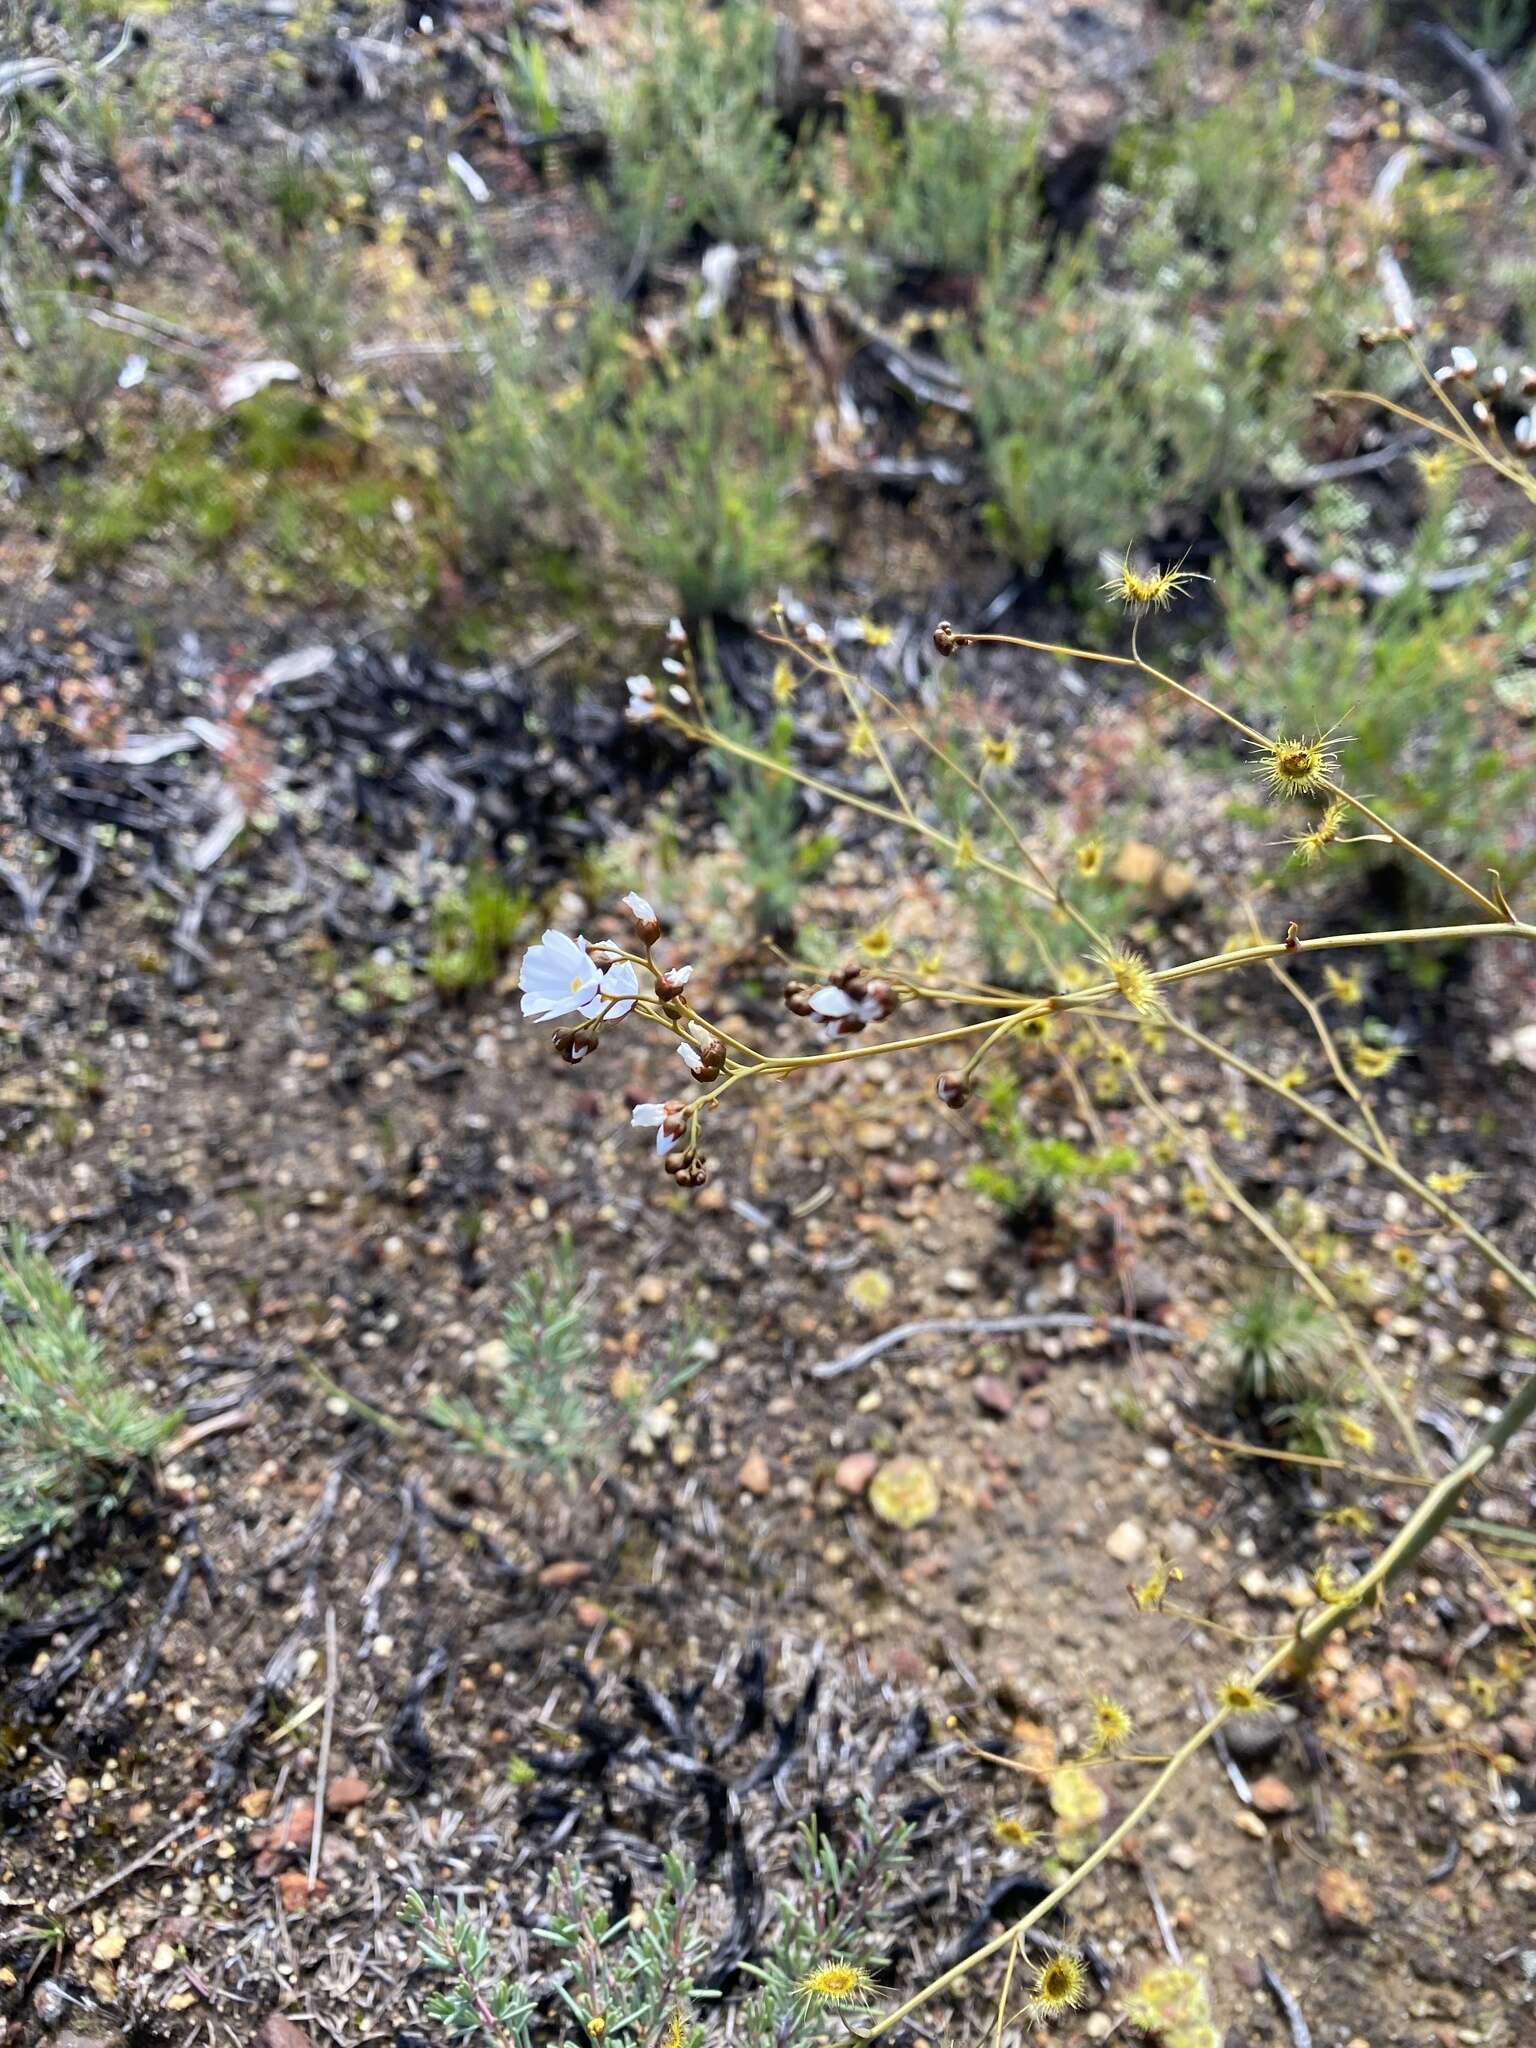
left=1214, top=1285, right=1335, bottom=1412
left=958, top=73, right=1361, bottom=569
left=225, top=220, right=359, bottom=394
left=576, top=322, right=810, bottom=617
left=426, top=868, right=528, bottom=995
left=1217, top=508, right=1536, bottom=896
left=405, top=1807, right=911, bottom=2046
left=968, top=1073, right=1134, bottom=1229
left=0, top=1231, right=176, bottom=1549
left=821, top=72, right=1037, bottom=291
left=8, top=263, right=127, bottom=448
left=707, top=694, right=838, bottom=937
left=447, top=300, right=567, bottom=574
left=429, top=1242, right=599, bottom=1485
left=601, top=0, right=792, bottom=263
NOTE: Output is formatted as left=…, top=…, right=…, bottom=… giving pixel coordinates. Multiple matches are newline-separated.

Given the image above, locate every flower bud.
left=936, top=1071, right=972, bottom=1108
left=553, top=1025, right=598, bottom=1065
left=783, top=979, right=815, bottom=1017
left=933, top=621, right=960, bottom=657
left=1517, top=415, right=1536, bottom=454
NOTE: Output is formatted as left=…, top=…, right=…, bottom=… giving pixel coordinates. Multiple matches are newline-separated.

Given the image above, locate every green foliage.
left=707, top=695, right=838, bottom=936
left=503, top=30, right=563, bottom=135
left=1214, top=1284, right=1334, bottom=1410
left=1390, top=159, right=1499, bottom=295
left=427, top=867, right=528, bottom=995
left=821, top=61, right=1038, bottom=289
left=406, top=1807, right=910, bottom=2048
left=57, top=419, right=242, bottom=565
left=8, top=261, right=126, bottom=447
left=960, top=73, right=1360, bottom=569
left=225, top=218, right=359, bottom=393
left=968, top=1073, right=1135, bottom=1228
left=0, top=1231, right=176, bottom=1550
left=446, top=294, right=563, bottom=573
left=577, top=323, right=810, bottom=617
left=1218, top=507, right=1536, bottom=893
left=601, top=0, right=792, bottom=263
left=429, top=1242, right=599, bottom=1485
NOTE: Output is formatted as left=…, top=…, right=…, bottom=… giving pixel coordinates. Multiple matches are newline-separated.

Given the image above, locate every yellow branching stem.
left=579, top=352, right=1536, bottom=2043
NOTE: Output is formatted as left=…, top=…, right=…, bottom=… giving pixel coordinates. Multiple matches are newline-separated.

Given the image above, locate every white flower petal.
left=667, top=964, right=694, bottom=987
left=656, top=1126, right=681, bottom=1158
left=807, top=985, right=857, bottom=1017
left=678, top=1041, right=705, bottom=1075
left=621, top=890, right=656, bottom=923
left=597, top=960, right=640, bottom=1021
left=631, top=1103, right=667, bottom=1128
left=519, top=929, right=600, bottom=1020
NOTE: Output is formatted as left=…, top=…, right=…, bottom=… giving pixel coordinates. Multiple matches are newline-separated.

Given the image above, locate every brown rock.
left=833, top=1451, right=878, bottom=1496
left=324, top=1777, right=371, bottom=1814
left=737, top=1449, right=772, bottom=1497
left=252, top=1801, right=315, bottom=1866
left=1249, top=1775, right=1296, bottom=1817
left=538, top=1559, right=591, bottom=1589
left=273, top=1871, right=325, bottom=1914
left=253, top=2019, right=316, bottom=2048
left=972, top=1374, right=1015, bottom=1416
left=1316, top=1865, right=1373, bottom=1934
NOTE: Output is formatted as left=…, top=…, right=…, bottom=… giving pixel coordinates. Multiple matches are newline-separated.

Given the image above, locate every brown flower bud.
left=654, top=970, right=689, bottom=1002
left=688, top=1037, right=726, bottom=1084
left=936, top=1070, right=972, bottom=1109
left=553, top=1026, right=598, bottom=1065
left=864, top=978, right=896, bottom=1020
left=783, top=979, right=815, bottom=1017
left=933, top=621, right=960, bottom=657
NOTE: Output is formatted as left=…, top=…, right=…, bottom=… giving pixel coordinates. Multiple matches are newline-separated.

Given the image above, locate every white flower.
left=596, top=959, right=640, bottom=1020
left=808, top=986, right=860, bottom=1019
left=631, top=1101, right=681, bottom=1156
left=663, top=963, right=693, bottom=987
left=621, top=890, right=657, bottom=925
left=519, top=929, right=599, bottom=1022
left=1450, top=345, right=1478, bottom=378
left=806, top=982, right=887, bottom=1041
left=678, top=1040, right=706, bottom=1076
left=1517, top=414, right=1536, bottom=453
left=626, top=674, right=658, bottom=723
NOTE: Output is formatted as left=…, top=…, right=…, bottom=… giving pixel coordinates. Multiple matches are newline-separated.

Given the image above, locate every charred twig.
left=308, top=1607, right=339, bottom=1890
left=389, top=1644, right=450, bottom=1794
left=1195, top=1685, right=1252, bottom=1806
left=1414, top=23, right=1525, bottom=166
left=38, top=162, right=139, bottom=267
left=1309, top=54, right=1499, bottom=162
left=1275, top=522, right=1530, bottom=599
left=1140, top=1862, right=1182, bottom=1964
left=208, top=1626, right=311, bottom=1797
left=1259, top=1958, right=1313, bottom=2048
left=55, top=1814, right=202, bottom=1915
left=811, top=1311, right=1180, bottom=1379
